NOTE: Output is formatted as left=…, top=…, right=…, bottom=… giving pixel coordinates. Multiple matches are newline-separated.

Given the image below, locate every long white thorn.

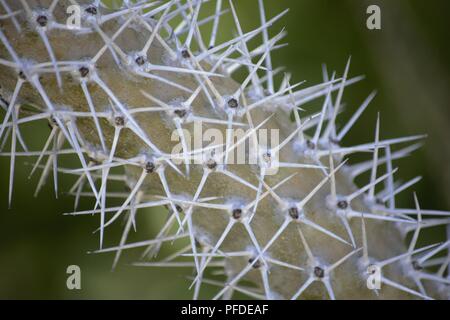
left=368, top=113, right=381, bottom=200
left=0, top=78, right=24, bottom=141
left=337, top=91, right=377, bottom=141
left=80, top=81, right=107, bottom=152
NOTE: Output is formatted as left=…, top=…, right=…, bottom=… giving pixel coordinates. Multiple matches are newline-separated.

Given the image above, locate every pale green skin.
left=0, top=0, right=443, bottom=299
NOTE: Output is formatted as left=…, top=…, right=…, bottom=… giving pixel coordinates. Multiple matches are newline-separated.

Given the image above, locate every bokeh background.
left=1, top=0, right=449, bottom=299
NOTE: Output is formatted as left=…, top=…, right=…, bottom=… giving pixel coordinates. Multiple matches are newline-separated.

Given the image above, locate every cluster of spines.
left=0, top=0, right=449, bottom=299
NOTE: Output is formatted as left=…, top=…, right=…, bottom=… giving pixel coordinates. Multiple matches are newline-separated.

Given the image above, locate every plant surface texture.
left=0, top=0, right=449, bottom=300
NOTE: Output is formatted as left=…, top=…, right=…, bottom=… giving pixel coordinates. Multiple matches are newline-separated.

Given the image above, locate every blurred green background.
left=1, top=0, right=449, bottom=299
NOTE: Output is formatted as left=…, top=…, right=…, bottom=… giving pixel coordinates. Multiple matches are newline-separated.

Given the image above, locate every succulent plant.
left=0, top=0, right=449, bottom=299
